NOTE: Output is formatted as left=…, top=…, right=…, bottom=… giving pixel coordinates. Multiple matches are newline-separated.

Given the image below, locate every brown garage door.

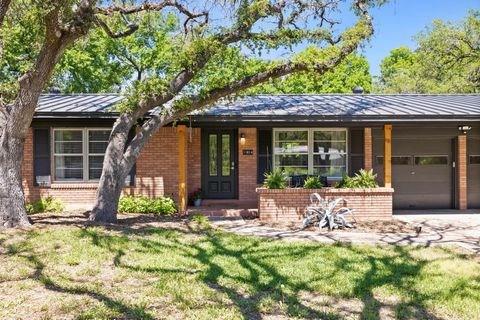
left=374, top=129, right=454, bottom=210
left=468, top=137, right=480, bottom=208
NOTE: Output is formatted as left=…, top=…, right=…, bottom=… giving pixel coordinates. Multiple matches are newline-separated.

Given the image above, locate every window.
left=273, top=129, right=347, bottom=178
left=313, top=130, right=347, bottom=177
left=414, top=156, right=448, bottom=165
left=274, top=130, right=308, bottom=175
left=53, top=129, right=110, bottom=181
left=376, top=156, right=412, bottom=165
left=470, top=155, right=480, bottom=165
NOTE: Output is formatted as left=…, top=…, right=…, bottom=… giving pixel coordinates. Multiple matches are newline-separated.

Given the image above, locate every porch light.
left=458, top=125, right=472, bottom=134
left=240, top=133, right=246, bottom=145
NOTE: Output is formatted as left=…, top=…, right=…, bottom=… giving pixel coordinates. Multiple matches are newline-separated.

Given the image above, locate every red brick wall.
left=238, top=128, right=258, bottom=202
left=132, top=127, right=179, bottom=200
left=187, top=128, right=201, bottom=197
left=364, top=127, right=373, bottom=171
left=257, top=187, right=394, bottom=222
left=457, top=135, right=468, bottom=210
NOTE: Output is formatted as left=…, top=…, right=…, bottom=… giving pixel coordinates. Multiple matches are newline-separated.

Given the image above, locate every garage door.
left=374, top=131, right=454, bottom=210
left=468, top=137, right=480, bottom=208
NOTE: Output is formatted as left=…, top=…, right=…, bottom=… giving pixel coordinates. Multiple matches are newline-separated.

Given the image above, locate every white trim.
left=272, top=128, right=348, bottom=178
left=51, top=128, right=110, bottom=182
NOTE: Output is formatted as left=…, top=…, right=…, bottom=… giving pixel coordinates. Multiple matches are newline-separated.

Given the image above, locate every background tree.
left=52, top=12, right=179, bottom=92
left=249, top=53, right=372, bottom=94
left=375, top=10, right=479, bottom=93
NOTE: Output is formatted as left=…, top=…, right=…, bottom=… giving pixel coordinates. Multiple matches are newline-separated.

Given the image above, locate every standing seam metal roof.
left=34, top=93, right=480, bottom=119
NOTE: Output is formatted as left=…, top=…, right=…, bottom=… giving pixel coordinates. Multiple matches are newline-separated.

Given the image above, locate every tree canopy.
left=375, top=10, right=480, bottom=93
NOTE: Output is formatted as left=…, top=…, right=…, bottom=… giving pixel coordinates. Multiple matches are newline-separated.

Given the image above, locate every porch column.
left=178, top=125, right=187, bottom=214
left=238, top=128, right=257, bottom=202
left=384, top=124, right=392, bottom=188
left=364, top=127, right=373, bottom=170
left=457, top=135, right=468, bottom=210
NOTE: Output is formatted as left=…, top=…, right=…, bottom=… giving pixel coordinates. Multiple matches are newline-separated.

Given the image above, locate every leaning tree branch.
left=123, top=0, right=373, bottom=165
left=94, top=16, right=139, bottom=38
left=0, top=0, right=10, bottom=27
left=95, top=0, right=209, bottom=33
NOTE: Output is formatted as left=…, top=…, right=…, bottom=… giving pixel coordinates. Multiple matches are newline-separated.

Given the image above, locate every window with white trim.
left=273, top=128, right=347, bottom=178
left=53, top=129, right=110, bottom=181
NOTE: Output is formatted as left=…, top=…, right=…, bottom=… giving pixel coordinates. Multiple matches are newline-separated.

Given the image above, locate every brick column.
left=457, top=135, right=468, bottom=210
left=364, top=128, right=373, bottom=170
left=238, top=128, right=257, bottom=201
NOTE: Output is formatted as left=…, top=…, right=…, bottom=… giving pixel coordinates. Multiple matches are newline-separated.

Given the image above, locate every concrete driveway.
left=394, top=210, right=480, bottom=253
left=210, top=210, right=480, bottom=253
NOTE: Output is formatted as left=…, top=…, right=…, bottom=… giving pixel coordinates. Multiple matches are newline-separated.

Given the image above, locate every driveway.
left=210, top=211, right=480, bottom=253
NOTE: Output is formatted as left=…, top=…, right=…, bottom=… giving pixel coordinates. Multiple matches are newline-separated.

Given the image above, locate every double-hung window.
left=273, top=128, right=347, bottom=179
left=53, top=128, right=110, bottom=182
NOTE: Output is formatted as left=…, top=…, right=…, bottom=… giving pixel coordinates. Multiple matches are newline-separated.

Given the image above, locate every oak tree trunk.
left=0, top=133, right=30, bottom=227
left=90, top=118, right=134, bottom=222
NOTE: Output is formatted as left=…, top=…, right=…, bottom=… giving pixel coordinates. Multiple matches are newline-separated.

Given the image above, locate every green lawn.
left=0, top=213, right=479, bottom=320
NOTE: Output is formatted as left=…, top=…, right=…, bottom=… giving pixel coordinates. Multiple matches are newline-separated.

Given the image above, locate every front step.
left=200, top=199, right=257, bottom=208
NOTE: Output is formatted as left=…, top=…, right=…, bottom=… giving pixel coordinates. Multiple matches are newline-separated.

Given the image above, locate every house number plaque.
left=242, top=149, right=254, bottom=155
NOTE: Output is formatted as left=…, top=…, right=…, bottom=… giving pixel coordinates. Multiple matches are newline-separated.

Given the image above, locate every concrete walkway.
left=210, top=212, right=480, bottom=253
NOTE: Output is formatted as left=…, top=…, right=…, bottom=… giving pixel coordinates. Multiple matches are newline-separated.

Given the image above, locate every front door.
left=202, top=129, right=238, bottom=199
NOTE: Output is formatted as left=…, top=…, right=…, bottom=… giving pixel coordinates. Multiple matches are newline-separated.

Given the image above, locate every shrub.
left=303, top=176, right=323, bottom=189
left=118, top=195, right=177, bottom=215
left=190, top=214, right=211, bottom=230
left=336, top=169, right=379, bottom=189
left=26, top=197, right=65, bottom=214
left=264, top=169, right=289, bottom=189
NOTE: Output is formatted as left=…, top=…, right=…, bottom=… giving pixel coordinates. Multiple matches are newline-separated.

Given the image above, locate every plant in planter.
left=189, top=189, right=203, bottom=207
left=303, top=176, right=324, bottom=189
left=264, top=169, right=289, bottom=189
left=336, top=169, right=379, bottom=188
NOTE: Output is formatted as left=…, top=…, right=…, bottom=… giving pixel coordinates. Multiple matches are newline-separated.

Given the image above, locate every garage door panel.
left=373, top=130, right=454, bottom=210
left=468, top=137, right=480, bottom=208
left=394, top=194, right=451, bottom=209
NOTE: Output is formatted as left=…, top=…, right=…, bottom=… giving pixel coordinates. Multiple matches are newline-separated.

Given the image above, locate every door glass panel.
left=470, top=155, right=480, bottom=165
left=376, top=156, right=412, bottom=165
left=221, top=134, right=230, bottom=176
left=209, top=134, right=217, bottom=176
left=414, top=156, right=448, bottom=165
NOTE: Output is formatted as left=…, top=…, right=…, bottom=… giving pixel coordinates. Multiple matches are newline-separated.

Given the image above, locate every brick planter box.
left=257, top=187, right=394, bottom=222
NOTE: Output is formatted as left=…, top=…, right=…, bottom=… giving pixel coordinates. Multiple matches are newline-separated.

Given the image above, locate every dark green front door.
left=201, top=129, right=238, bottom=199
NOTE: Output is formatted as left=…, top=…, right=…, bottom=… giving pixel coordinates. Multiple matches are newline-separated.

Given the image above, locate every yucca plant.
left=353, top=169, right=379, bottom=188
left=264, top=169, right=289, bottom=189
left=336, top=169, right=378, bottom=188
left=303, top=176, right=323, bottom=189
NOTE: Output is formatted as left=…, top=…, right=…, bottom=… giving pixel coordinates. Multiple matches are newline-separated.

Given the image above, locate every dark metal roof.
left=34, top=93, right=480, bottom=122
left=198, top=94, right=480, bottom=121
left=36, top=94, right=124, bottom=118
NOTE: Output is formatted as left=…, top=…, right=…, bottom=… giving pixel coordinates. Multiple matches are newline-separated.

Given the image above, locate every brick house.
left=24, top=93, right=480, bottom=217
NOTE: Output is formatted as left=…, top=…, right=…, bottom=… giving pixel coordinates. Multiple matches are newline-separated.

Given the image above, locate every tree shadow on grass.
left=78, top=223, right=480, bottom=320
left=3, top=247, right=155, bottom=320
left=10, top=214, right=479, bottom=320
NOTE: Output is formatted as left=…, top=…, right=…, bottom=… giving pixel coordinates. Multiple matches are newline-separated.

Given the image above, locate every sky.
left=356, top=0, right=479, bottom=75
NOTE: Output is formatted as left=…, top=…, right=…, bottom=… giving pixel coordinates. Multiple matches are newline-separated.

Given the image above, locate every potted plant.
left=190, top=189, right=203, bottom=207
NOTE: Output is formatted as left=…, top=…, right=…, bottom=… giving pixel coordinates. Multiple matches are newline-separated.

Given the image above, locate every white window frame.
left=272, top=128, right=348, bottom=179
left=52, top=128, right=110, bottom=182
